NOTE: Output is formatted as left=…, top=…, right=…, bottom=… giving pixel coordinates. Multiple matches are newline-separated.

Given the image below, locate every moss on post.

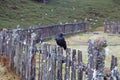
left=87, top=35, right=107, bottom=80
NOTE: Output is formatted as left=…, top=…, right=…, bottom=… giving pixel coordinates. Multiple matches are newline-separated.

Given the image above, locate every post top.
left=88, top=35, right=107, bottom=49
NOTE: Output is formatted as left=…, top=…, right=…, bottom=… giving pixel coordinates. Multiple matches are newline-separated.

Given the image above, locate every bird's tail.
left=63, top=45, right=67, bottom=50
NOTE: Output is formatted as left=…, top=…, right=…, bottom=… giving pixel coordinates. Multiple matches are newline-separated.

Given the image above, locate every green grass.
left=0, top=0, right=120, bottom=28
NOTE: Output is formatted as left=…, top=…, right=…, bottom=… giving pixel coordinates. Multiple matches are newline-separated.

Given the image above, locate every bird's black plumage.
left=55, top=32, right=67, bottom=50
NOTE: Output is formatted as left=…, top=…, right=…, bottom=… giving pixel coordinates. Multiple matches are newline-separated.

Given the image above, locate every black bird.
left=55, top=32, right=67, bottom=50
left=55, top=33, right=71, bottom=64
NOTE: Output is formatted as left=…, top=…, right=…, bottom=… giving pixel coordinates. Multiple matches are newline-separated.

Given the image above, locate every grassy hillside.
left=0, top=0, right=120, bottom=28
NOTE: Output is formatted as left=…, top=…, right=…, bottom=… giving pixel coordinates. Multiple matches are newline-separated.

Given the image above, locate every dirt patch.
left=0, top=55, right=21, bottom=80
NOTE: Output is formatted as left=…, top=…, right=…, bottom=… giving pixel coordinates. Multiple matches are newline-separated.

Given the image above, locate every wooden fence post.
left=87, top=39, right=94, bottom=80
left=38, top=43, right=43, bottom=80
left=64, top=48, right=71, bottom=80
left=15, top=41, right=20, bottom=74
left=83, top=21, right=87, bottom=32
left=71, top=49, right=76, bottom=80
left=104, top=22, right=107, bottom=33
left=118, top=22, right=120, bottom=33
left=41, top=43, right=48, bottom=80
left=46, top=44, right=51, bottom=80
left=57, top=47, right=63, bottom=80
left=110, top=55, right=120, bottom=79
left=111, top=55, right=115, bottom=70
left=21, top=45, right=27, bottom=80
left=51, top=45, right=57, bottom=80
left=87, top=35, right=107, bottom=80
left=0, top=31, right=3, bottom=55
left=30, top=46, right=37, bottom=80
left=78, top=50, right=83, bottom=80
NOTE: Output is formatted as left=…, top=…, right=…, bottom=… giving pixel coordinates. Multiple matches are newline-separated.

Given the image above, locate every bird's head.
left=57, top=32, right=65, bottom=37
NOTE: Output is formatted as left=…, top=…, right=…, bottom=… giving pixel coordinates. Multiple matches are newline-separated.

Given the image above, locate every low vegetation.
left=0, top=55, right=21, bottom=80
left=0, top=0, right=120, bottom=28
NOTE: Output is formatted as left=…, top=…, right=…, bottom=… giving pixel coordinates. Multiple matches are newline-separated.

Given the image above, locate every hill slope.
left=0, top=0, right=120, bottom=28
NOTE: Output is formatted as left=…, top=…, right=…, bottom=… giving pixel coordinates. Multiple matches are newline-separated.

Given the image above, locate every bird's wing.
left=55, top=37, right=67, bottom=50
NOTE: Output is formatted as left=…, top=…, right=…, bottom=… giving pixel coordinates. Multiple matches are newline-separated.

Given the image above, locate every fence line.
left=0, top=21, right=86, bottom=80
left=4, top=21, right=87, bottom=41
left=0, top=21, right=120, bottom=80
left=104, top=21, right=120, bottom=33
left=0, top=40, right=119, bottom=80
left=29, top=43, right=85, bottom=80
left=0, top=31, right=119, bottom=80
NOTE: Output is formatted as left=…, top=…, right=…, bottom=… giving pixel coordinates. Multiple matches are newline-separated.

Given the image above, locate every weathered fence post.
left=41, top=43, right=48, bottom=80
left=57, top=47, right=63, bottom=80
left=30, top=45, right=37, bottom=80
left=118, top=22, right=120, bottom=33
left=0, top=31, right=3, bottom=55
left=2, top=29, right=8, bottom=55
left=38, top=43, right=43, bottom=80
left=14, top=34, right=21, bottom=74
left=104, top=22, right=107, bottom=33
left=111, top=22, right=117, bottom=33
left=50, top=44, right=57, bottom=80
left=64, top=49, right=71, bottom=80
left=110, top=55, right=120, bottom=80
left=28, top=32, right=37, bottom=80
left=22, top=44, right=27, bottom=80
left=71, top=49, right=76, bottom=80
left=46, top=44, right=51, bottom=80
left=87, top=35, right=107, bottom=80
left=78, top=50, right=83, bottom=80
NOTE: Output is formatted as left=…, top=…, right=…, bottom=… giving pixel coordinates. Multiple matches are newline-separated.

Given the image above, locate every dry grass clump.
left=0, top=55, right=21, bottom=80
